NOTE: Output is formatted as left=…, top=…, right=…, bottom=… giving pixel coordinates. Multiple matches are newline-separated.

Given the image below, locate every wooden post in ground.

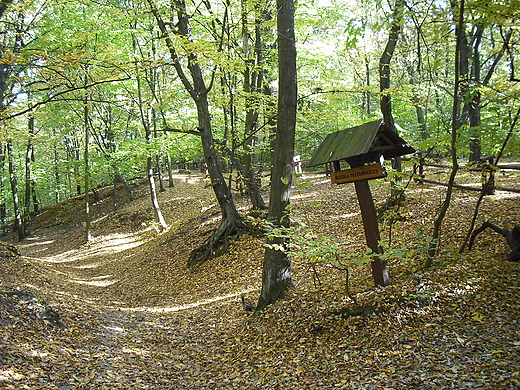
left=353, top=179, right=389, bottom=287
left=348, top=156, right=389, bottom=287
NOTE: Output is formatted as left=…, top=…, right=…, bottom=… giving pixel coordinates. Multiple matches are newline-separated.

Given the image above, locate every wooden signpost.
left=347, top=158, right=388, bottom=286
left=308, top=120, right=415, bottom=287
left=331, top=163, right=385, bottom=184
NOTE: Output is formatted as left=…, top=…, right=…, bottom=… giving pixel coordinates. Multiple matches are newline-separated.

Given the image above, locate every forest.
left=1, top=0, right=519, bottom=388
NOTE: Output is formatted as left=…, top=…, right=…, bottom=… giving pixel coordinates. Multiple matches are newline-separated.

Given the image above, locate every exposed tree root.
left=469, top=221, right=520, bottom=262
left=188, top=217, right=250, bottom=268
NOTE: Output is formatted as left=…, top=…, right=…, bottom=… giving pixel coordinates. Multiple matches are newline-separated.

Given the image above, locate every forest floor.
left=1, top=163, right=519, bottom=389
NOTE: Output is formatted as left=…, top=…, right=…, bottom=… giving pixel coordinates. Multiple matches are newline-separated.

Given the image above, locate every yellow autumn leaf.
left=472, top=312, right=484, bottom=322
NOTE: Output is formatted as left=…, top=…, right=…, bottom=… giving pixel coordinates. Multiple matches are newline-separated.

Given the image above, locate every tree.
left=131, top=28, right=167, bottom=231
left=7, top=139, right=24, bottom=240
left=240, top=0, right=273, bottom=210
left=83, top=68, right=92, bottom=242
left=379, top=0, right=405, bottom=134
left=145, top=0, right=249, bottom=267
left=426, top=0, right=465, bottom=267
left=379, top=0, right=405, bottom=200
left=257, top=0, right=297, bottom=310
left=460, top=21, right=512, bottom=162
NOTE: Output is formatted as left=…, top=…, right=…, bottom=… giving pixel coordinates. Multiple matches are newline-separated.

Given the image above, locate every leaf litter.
left=0, top=167, right=519, bottom=389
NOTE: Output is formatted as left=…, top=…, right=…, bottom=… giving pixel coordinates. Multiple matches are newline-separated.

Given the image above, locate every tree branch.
left=162, top=126, right=200, bottom=136
left=1, top=77, right=131, bottom=121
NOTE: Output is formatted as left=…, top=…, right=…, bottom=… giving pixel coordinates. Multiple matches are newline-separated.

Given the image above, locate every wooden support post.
left=353, top=179, right=390, bottom=287
left=345, top=156, right=389, bottom=287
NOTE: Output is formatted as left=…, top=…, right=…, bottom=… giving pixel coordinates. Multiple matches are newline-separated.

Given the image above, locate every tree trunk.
left=24, top=117, right=33, bottom=234
left=166, top=155, right=175, bottom=188
left=25, top=116, right=40, bottom=217
left=132, top=31, right=167, bottom=231
left=112, top=173, right=118, bottom=211
left=241, top=0, right=268, bottom=210
left=379, top=0, right=405, bottom=198
left=188, top=92, right=248, bottom=267
left=426, top=0, right=465, bottom=266
left=145, top=114, right=167, bottom=231
left=155, top=154, right=165, bottom=192
left=464, top=26, right=511, bottom=162
left=84, top=77, right=91, bottom=242
left=408, top=34, right=429, bottom=140
left=0, top=143, right=6, bottom=235
left=7, top=140, right=24, bottom=241
left=153, top=116, right=166, bottom=193
left=468, top=222, right=520, bottom=262
left=146, top=0, right=249, bottom=267
left=53, top=145, right=61, bottom=203
left=257, top=0, right=297, bottom=310
left=365, top=55, right=371, bottom=116
left=147, top=155, right=167, bottom=229
left=466, top=24, right=483, bottom=162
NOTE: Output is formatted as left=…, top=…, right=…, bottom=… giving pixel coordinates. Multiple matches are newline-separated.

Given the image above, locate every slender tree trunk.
left=147, top=155, right=167, bottom=229
left=132, top=33, right=167, bottom=231
left=144, top=110, right=167, bottom=231
left=153, top=113, right=166, bottom=192
left=53, top=145, right=61, bottom=203
left=467, top=25, right=483, bottom=162
left=408, top=46, right=429, bottom=140
left=25, top=115, right=40, bottom=217
left=112, top=173, right=118, bottom=211
left=0, top=143, right=6, bottom=235
left=7, top=140, right=24, bottom=241
left=379, top=0, right=405, bottom=197
left=460, top=105, right=520, bottom=253
left=426, top=0, right=465, bottom=267
left=24, top=117, right=34, bottom=228
left=146, top=0, right=248, bottom=266
left=117, top=170, right=133, bottom=199
left=84, top=77, right=91, bottom=242
left=166, top=155, right=175, bottom=188
left=257, top=0, right=297, bottom=310
left=156, top=154, right=165, bottom=192
left=241, top=0, right=267, bottom=210
left=364, top=55, right=371, bottom=116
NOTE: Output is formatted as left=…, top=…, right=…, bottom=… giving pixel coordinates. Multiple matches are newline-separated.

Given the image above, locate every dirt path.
left=2, top=174, right=252, bottom=388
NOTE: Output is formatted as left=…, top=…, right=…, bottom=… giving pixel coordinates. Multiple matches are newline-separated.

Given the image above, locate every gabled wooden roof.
left=307, top=119, right=415, bottom=167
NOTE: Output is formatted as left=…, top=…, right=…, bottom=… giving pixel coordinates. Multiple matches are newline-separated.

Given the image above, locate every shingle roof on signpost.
left=307, top=119, right=415, bottom=167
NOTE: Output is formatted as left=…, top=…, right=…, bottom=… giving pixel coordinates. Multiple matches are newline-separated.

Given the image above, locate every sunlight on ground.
left=93, top=214, right=109, bottom=224
left=122, top=347, right=150, bottom=356
left=291, top=192, right=324, bottom=201
left=120, top=291, right=251, bottom=313
left=174, top=174, right=207, bottom=185
left=20, top=238, right=56, bottom=248
left=72, top=262, right=108, bottom=269
left=71, top=275, right=117, bottom=287
left=0, top=369, right=24, bottom=382
left=494, top=190, right=520, bottom=199
left=200, top=214, right=223, bottom=228
left=34, top=232, right=146, bottom=264
left=331, top=212, right=360, bottom=219
left=103, top=325, right=125, bottom=334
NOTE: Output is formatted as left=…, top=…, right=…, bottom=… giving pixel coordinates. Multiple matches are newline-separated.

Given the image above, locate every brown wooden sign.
left=331, top=163, right=385, bottom=184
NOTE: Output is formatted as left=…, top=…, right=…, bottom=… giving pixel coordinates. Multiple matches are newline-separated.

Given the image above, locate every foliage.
left=254, top=204, right=433, bottom=286
left=0, top=0, right=518, bottom=231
